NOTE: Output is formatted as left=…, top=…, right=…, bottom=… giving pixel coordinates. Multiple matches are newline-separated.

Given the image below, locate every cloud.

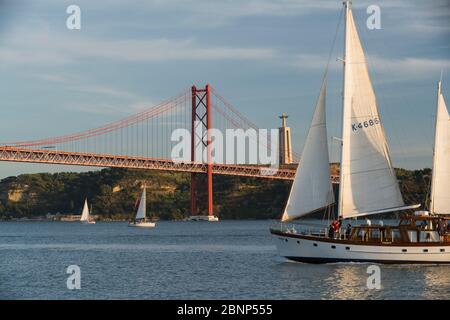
left=30, top=73, right=68, bottom=83
left=29, top=72, right=141, bottom=101
left=0, top=48, right=72, bottom=65
left=290, top=54, right=341, bottom=71
left=28, top=71, right=153, bottom=117
left=62, top=101, right=150, bottom=116
left=289, top=52, right=450, bottom=81
left=0, top=25, right=276, bottom=66
left=67, top=84, right=139, bottom=100
left=366, top=56, right=450, bottom=81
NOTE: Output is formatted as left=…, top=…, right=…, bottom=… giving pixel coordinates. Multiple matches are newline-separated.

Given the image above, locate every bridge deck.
left=0, top=146, right=340, bottom=182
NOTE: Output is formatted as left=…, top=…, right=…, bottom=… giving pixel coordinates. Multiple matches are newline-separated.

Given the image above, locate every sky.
left=0, top=0, right=449, bottom=178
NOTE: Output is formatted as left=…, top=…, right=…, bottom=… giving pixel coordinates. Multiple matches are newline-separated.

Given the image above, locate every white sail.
left=135, top=188, right=146, bottom=220
left=430, top=81, right=450, bottom=214
left=282, top=77, right=334, bottom=221
left=80, top=199, right=89, bottom=221
left=339, top=2, right=409, bottom=219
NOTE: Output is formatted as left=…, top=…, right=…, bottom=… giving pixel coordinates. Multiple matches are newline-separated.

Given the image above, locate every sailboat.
left=80, top=199, right=95, bottom=224
left=128, top=187, right=156, bottom=228
left=270, top=1, right=450, bottom=264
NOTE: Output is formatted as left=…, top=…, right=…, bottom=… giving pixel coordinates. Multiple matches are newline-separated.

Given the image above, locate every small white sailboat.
left=80, top=199, right=95, bottom=224
left=270, top=1, right=450, bottom=264
left=128, top=187, right=156, bottom=228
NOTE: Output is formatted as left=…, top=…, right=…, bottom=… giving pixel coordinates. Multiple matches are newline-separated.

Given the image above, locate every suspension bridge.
left=0, top=84, right=338, bottom=218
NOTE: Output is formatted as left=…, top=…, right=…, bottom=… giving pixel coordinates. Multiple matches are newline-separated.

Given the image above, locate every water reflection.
left=274, top=261, right=450, bottom=300
left=322, top=264, right=372, bottom=299
left=421, top=266, right=450, bottom=299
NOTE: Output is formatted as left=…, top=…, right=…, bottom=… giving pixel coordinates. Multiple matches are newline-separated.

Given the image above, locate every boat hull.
left=81, top=220, right=95, bottom=225
left=128, top=222, right=156, bottom=228
left=186, top=215, right=219, bottom=222
left=271, top=229, right=450, bottom=264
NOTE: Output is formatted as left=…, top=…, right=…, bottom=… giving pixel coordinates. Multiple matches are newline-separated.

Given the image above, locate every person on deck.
left=437, top=220, right=446, bottom=241
left=345, top=224, right=352, bottom=239
left=328, top=220, right=340, bottom=239
left=336, top=220, right=342, bottom=239
left=328, top=223, right=335, bottom=238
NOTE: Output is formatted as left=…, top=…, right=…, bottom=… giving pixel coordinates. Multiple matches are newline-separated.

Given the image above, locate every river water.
left=0, top=220, right=449, bottom=299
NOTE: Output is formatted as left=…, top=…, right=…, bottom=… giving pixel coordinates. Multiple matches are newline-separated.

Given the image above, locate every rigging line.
left=212, top=100, right=278, bottom=157
left=326, top=6, right=344, bottom=165
left=4, top=88, right=190, bottom=147
left=7, top=98, right=179, bottom=147
left=214, top=89, right=303, bottom=160
left=302, top=6, right=343, bottom=168
left=212, top=103, right=276, bottom=164
left=324, top=6, right=344, bottom=78
left=211, top=88, right=259, bottom=131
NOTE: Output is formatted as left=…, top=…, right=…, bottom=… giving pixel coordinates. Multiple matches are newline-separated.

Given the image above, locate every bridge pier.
left=189, top=84, right=217, bottom=221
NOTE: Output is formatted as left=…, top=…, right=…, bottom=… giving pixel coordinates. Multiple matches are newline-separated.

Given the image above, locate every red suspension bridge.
left=0, top=84, right=337, bottom=217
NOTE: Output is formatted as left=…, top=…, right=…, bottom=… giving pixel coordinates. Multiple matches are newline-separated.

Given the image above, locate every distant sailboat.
left=80, top=199, right=95, bottom=224
left=270, top=1, right=450, bottom=264
left=128, top=187, right=156, bottom=228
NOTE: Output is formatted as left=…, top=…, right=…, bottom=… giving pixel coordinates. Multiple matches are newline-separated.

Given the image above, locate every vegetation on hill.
left=0, top=167, right=431, bottom=220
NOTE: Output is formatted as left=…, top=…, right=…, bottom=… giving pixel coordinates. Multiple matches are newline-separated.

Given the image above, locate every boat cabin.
left=344, top=216, right=450, bottom=244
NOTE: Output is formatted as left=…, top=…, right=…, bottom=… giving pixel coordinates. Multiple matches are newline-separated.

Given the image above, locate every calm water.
left=0, top=220, right=449, bottom=299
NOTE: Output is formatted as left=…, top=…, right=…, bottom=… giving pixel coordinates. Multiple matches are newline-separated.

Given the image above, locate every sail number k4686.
left=352, top=118, right=380, bottom=132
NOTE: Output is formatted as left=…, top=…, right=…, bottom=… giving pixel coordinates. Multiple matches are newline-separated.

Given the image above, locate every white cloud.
left=29, top=72, right=142, bottom=101
left=30, top=73, right=68, bottom=83
left=62, top=101, right=151, bottom=116
left=366, top=56, right=450, bottom=80
left=67, top=84, right=139, bottom=100
left=289, top=52, right=450, bottom=81
left=0, top=48, right=72, bottom=65
left=290, top=54, right=341, bottom=71
left=0, top=26, right=276, bottom=66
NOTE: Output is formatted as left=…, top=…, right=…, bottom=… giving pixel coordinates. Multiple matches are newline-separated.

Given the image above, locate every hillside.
left=0, top=167, right=431, bottom=220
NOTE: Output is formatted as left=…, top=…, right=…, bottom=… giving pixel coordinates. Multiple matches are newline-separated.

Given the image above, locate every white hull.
left=81, top=220, right=96, bottom=225
left=272, top=230, right=450, bottom=264
left=187, top=215, right=219, bottom=222
left=128, top=221, right=156, bottom=228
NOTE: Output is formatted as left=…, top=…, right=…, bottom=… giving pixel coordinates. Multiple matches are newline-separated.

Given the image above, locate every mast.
left=430, top=80, right=441, bottom=214
left=338, top=0, right=351, bottom=218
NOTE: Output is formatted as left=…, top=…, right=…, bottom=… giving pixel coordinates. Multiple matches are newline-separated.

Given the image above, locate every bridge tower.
left=278, top=113, right=293, bottom=165
left=190, top=85, right=218, bottom=221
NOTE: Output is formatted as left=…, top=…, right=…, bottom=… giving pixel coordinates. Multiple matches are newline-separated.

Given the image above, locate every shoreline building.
left=278, top=113, right=293, bottom=165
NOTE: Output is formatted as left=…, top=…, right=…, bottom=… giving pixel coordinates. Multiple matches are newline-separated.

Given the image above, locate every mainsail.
left=281, top=77, right=334, bottom=221
left=339, top=2, right=414, bottom=218
left=430, top=81, right=450, bottom=215
left=135, top=188, right=146, bottom=220
left=80, top=199, right=89, bottom=221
